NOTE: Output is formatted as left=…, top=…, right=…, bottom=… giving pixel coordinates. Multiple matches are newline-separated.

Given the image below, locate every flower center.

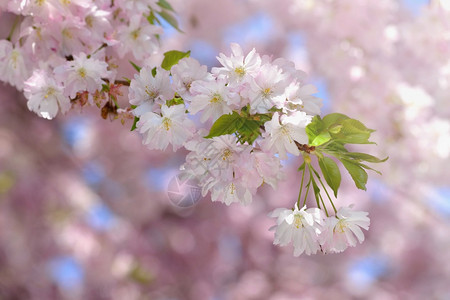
left=44, top=87, right=56, bottom=99
left=10, top=50, right=19, bottom=69
left=85, top=16, right=93, bottom=28
left=335, top=219, right=348, bottom=233
left=78, top=67, right=87, bottom=78
left=145, top=86, right=158, bottom=99
left=280, top=125, right=294, bottom=143
left=228, top=183, right=236, bottom=195
left=222, top=148, right=232, bottom=161
left=162, top=117, right=172, bottom=131
left=294, top=214, right=303, bottom=229
left=210, top=93, right=222, bottom=103
left=62, top=28, right=73, bottom=39
left=234, top=66, right=246, bottom=77
left=131, top=29, right=140, bottom=40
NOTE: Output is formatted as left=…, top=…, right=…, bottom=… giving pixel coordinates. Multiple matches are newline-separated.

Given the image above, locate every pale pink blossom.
left=24, top=70, right=70, bottom=119
left=137, top=104, right=195, bottom=151
left=116, top=15, right=162, bottom=60
left=54, top=52, right=111, bottom=98
left=261, top=111, right=311, bottom=160
left=212, top=43, right=262, bottom=85
left=269, top=204, right=325, bottom=256
left=189, top=79, right=239, bottom=122
left=129, top=67, right=173, bottom=116
left=321, top=205, right=370, bottom=253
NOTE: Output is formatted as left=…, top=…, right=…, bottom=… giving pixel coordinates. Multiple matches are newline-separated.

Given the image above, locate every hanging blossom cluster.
left=128, top=44, right=378, bottom=255
left=0, top=0, right=172, bottom=118
left=0, top=1, right=385, bottom=257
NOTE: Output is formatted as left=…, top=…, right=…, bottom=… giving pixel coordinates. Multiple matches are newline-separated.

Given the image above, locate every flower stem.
left=296, top=165, right=306, bottom=208
left=302, top=176, right=311, bottom=207
left=319, top=193, right=329, bottom=217
left=6, top=16, right=20, bottom=42
left=317, top=174, right=337, bottom=213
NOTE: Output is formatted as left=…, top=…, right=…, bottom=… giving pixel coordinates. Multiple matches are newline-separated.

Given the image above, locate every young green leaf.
left=237, top=119, right=262, bottom=144
left=157, top=10, right=183, bottom=32
left=322, top=113, right=350, bottom=128
left=204, top=112, right=244, bottom=139
left=332, top=119, right=375, bottom=144
left=131, top=116, right=140, bottom=131
left=129, top=61, right=142, bottom=72
left=157, top=0, right=175, bottom=11
left=306, top=116, right=331, bottom=146
left=318, top=156, right=341, bottom=197
left=343, top=152, right=388, bottom=163
left=341, top=159, right=368, bottom=191
left=161, top=50, right=190, bottom=71
left=166, top=97, right=184, bottom=107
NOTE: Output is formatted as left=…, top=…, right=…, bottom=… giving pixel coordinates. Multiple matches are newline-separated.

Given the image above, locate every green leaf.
left=322, top=113, right=350, bottom=128
left=343, top=152, right=388, bottom=163
left=341, top=160, right=368, bottom=191
left=129, top=61, right=142, bottom=72
left=305, top=116, right=331, bottom=146
left=131, top=116, right=139, bottom=131
left=147, top=11, right=159, bottom=25
left=151, top=67, right=157, bottom=77
left=128, top=264, right=153, bottom=285
left=237, top=119, right=261, bottom=144
left=166, top=97, right=184, bottom=107
left=298, top=162, right=306, bottom=171
left=204, top=112, right=244, bottom=139
left=101, top=83, right=110, bottom=92
left=318, top=157, right=341, bottom=197
left=321, top=141, right=348, bottom=155
left=157, top=10, right=183, bottom=32
left=157, top=0, right=175, bottom=11
left=311, top=177, right=321, bottom=205
left=332, top=119, right=375, bottom=144
left=359, top=163, right=382, bottom=175
left=161, top=50, right=190, bottom=71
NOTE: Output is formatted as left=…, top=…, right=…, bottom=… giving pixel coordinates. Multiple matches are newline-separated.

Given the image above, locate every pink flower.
left=54, top=52, right=111, bottom=98
left=24, top=70, right=70, bottom=119
left=321, top=205, right=370, bottom=253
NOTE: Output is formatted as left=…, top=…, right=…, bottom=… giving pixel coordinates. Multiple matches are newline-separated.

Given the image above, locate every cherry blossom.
left=24, top=70, right=70, bottom=120
left=137, top=104, right=195, bottom=151
left=269, top=204, right=325, bottom=256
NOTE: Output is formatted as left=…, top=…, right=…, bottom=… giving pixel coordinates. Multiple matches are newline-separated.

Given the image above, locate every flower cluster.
left=129, top=44, right=321, bottom=206
left=269, top=204, right=370, bottom=256
left=0, top=0, right=172, bottom=117
left=0, top=0, right=384, bottom=257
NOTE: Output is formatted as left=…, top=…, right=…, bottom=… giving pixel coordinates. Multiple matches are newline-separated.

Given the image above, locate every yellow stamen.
left=210, top=93, right=222, bottom=103
left=78, top=67, right=87, bottom=78
left=294, top=214, right=303, bottom=229
left=222, top=148, right=232, bottom=161
left=234, top=66, right=246, bottom=77
left=335, top=219, right=347, bottom=233
left=44, top=87, right=55, bottom=99
left=130, top=29, right=140, bottom=40
left=162, top=117, right=172, bottom=131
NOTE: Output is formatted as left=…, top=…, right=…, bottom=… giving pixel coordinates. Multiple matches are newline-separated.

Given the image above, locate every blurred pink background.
left=1, top=0, right=450, bottom=299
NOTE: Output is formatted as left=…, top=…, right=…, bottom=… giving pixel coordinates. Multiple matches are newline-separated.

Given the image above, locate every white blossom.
left=262, top=111, right=312, bottom=160
left=320, top=205, right=370, bottom=253
left=24, top=70, right=70, bottom=120
left=137, top=104, right=195, bottom=151
left=269, top=204, right=325, bottom=256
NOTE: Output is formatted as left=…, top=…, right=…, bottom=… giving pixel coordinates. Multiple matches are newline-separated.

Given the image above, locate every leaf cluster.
left=306, top=113, right=388, bottom=196
left=204, top=111, right=271, bottom=144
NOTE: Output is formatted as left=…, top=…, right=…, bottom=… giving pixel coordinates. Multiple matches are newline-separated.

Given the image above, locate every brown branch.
left=102, top=78, right=130, bottom=86
left=295, top=142, right=315, bottom=153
